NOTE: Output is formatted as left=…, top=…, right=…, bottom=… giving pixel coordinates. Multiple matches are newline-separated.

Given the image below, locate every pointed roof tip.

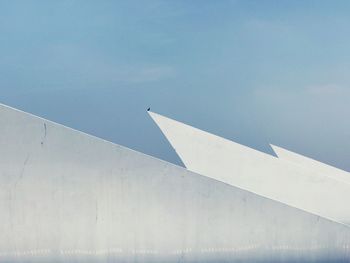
left=269, top=144, right=292, bottom=157
left=147, top=108, right=157, bottom=116
left=269, top=144, right=280, bottom=158
left=269, top=143, right=279, bottom=151
left=147, top=109, right=164, bottom=118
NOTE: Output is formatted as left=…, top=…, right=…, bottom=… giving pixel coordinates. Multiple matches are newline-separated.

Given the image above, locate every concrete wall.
left=271, top=144, right=350, bottom=184
left=149, top=111, right=350, bottom=225
left=0, top=104, right=350, bottom=262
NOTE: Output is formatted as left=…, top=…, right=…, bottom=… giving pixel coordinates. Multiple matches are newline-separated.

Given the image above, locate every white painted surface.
left=149, top=111, right=350, bottom=226
left=1, top=104, right=350, bottom=262
left=271, top=144, right=350, bottom=184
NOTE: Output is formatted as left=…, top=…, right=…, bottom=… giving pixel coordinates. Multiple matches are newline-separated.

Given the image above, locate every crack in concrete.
left=13, top=154, right=30, bottom=189
left=41, top=123, right=47, bottom=146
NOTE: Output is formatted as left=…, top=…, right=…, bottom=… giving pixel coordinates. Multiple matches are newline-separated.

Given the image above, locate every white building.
left=149, top=111, right=350, bottom=226
left=0, top=104, right=349, bottom=262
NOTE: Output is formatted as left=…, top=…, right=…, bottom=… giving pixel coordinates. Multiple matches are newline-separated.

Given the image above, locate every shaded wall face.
left=0, top=105, right=350, bottom=262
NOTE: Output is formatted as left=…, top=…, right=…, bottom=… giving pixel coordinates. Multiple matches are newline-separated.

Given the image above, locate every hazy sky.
left=1, top=1, right=349, bottom=171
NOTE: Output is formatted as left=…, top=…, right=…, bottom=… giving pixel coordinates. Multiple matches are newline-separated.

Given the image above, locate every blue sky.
left=1, top=1, right=350, bottom=170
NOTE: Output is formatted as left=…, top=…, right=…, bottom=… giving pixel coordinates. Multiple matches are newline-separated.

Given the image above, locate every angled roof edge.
left=271, top=144, right=350, bottom=183
left=148, top=110, right=350, bottom=225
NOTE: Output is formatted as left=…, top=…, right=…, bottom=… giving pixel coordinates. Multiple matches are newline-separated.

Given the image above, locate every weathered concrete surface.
left=1, top=104, right=350, bottom=262
left=149, top=111, right=350, bottom=226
